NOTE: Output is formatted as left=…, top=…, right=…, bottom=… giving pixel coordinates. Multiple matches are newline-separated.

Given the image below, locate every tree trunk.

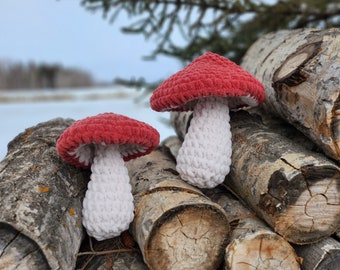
left=125, top=147, right=230, bottom=270
left=0, top=118, right=89, bottom=270
left=293, top=237, right=340, bottom=270
left=241, top=28, right=340, bottom=162
left=171, top=110, right=340, bottom=245
left=162, top=136, right=301, bottom=270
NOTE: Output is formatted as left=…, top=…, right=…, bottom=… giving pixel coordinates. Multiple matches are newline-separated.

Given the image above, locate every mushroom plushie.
left=56, top=113, right=159, bottom=241
left=150, top=52, right=265, bottom=189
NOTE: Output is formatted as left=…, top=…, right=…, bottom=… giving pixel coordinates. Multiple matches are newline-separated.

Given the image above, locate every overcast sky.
left=0, top=0, right=182, bottom=83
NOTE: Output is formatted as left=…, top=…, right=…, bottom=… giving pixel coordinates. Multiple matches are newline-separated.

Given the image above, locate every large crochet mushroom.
left=150, top=52, right=265, bottom=189
left=56, top=113, right=159, bottom=241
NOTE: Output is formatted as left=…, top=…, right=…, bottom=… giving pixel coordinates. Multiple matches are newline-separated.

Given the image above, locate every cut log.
left=79, top=252, right=148, bottom=270
left=162, top=136, right=301, bottom=270
left=125, top=147, right=230, bottom=270
left=204, top=188, right=301, bottom=270
left=76, top=235, right=148, bottom=270
left=241, top=28, right=340, bottom=162
left=0, top=223, right=49, bottom=269
left=293, top=237, right=340, bottom=270
left=0, top=118, right=89, bottom=269
left=171, top=110, right=340, bottom=244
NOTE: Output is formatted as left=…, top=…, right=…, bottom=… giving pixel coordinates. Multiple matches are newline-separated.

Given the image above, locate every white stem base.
left=82, top=144, right=134, bottom=241
left=176, top=97, right=232, bottom=188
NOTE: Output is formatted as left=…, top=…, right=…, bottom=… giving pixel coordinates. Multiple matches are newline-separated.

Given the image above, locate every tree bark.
left=162, top=136, right=301, bottom=270
left=293, top=237, right=340, bottom=270
left=204, top=188, right=301, bottom=270
left=0, top=223, right=49, bottom=269
left=75, top=235, right=148, bottom=270
left=125, top=147, right=230, bottom=270
left=0, top=118, right=89, bottom=270
left=336, top=230, right=340, bottom=240
left=79, top=251, right=148, bottom=270
left=171, top=110, right=340, bottom=245
left=241, top=28, right=340, bottom=162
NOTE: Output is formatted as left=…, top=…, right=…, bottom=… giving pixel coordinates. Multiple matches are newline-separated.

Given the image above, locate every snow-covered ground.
left=0, top=86, right=175, bottom=160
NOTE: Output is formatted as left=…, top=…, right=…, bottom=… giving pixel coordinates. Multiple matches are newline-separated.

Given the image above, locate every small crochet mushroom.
left=150, top=52, right=265, bottom=189
left=56, top=113, right=159, bottom=241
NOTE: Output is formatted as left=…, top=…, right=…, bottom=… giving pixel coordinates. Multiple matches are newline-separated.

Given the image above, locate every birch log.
left=0, top=118, right=88, bottom=270
left=162, top=136, right=301, bottom=270
left=241, top=28, right=340, bottom=162
left=125, top=147, right=230, bottom=270
left=76, top=235, right=148, bottom=270
left=78, top=252, right=148, bottom=270
left=293, top=237, right=340, bottom=270
left=206, top=188, right=301, bottom=270
left=171, top=111, right=340, bottom=244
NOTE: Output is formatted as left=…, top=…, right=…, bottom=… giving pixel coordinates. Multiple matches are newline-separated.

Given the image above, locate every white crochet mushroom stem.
left=176, top=97, right=232, bottom=188
left=82, top=144, right=134, bottom=241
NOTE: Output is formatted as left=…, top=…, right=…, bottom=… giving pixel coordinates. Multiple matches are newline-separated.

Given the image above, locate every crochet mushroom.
left=56, top=113, right=159, bottom=241
left=150, top=52, right=265, bottom=189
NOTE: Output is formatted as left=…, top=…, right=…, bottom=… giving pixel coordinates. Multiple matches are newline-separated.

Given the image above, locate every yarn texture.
left=150, top=52, right=266, bottom=189
left=150, top=52, right=265, bottom=112
left=176, top=97, right=231, bottom=188
left=82, top=144, right=134, bottom=240
left=57, top=112, right=160, bottom=168
left=56, top=112, right=160, bottom=240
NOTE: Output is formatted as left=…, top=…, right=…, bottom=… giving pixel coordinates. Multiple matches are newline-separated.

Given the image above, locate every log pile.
left=1, top=28, right=340, bottom=269
left=173, top=109, right=340, bottom=244
left=162, top=136, right=301, bottom=270
left=241, top=28, right=340, bottom=162
left=126, top=148, right=229, bottom=270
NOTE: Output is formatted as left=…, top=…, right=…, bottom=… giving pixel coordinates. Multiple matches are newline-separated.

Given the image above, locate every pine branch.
left=81, top=0, right=340, bottom=91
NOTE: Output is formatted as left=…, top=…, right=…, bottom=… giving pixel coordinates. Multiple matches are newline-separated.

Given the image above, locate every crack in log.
left=163, top=168, right=179, bottom=176
left=0, top=227, right=20, bottom=257
left=280, top=158, right=300, bottom=170
left=21, top=245, right=42, bottom=260
left=280, top=253, right=291, bottom=268
left=135, top=186, right=204, bottom=199
left=236, top=261, right=257, bottom=269
left=304, top=193, right=328, bottom=218
left=304, top=177, right=313, bottom=198
left=258, top=237, right=264, bottom=264
left=176, top=213, right=184, bottom=228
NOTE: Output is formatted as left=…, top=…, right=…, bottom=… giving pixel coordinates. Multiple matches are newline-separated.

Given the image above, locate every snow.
left=0, top=86, right=176, bottom=160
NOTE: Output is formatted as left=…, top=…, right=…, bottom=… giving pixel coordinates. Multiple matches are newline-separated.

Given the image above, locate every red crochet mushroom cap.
left=150, top=52, right=265, bottom=112
left=56, top=113, right=160, bottom=168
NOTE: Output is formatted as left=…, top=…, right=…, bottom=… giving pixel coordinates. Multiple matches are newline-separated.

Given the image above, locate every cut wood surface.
left=293, top=237, right=340, bottom=270
left=162, top=136, right=301, bottom=270
left=0, top=118, right=89, bottom=270
left=241, top=28, right=340, bottom=161
left=0, top=223, right=49, bottom=269
left=126, top=147, right=230, bottom=270
left=204, top=187, right=301, bottom=270
left=171, top=110, right=340, bottom=244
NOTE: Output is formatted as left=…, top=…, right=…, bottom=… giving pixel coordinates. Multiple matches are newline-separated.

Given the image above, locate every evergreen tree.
left=81, top=0, right=340, bottom=88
